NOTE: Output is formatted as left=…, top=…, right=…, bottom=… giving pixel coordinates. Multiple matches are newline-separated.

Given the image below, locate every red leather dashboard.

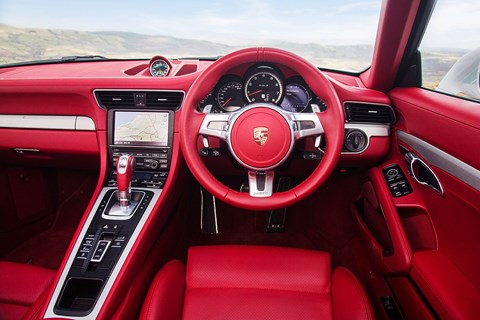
left=0, top=59, right=393, bottom=170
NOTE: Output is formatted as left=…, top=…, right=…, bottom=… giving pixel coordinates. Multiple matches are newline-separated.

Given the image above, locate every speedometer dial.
left=245, top=71, right=283, bottom=103
left=217, top=81, right=243, bottom=111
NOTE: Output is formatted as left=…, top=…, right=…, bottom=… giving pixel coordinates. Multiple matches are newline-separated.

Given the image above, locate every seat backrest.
left=183, top=245, right=333, bottom=320
left=0, top=261, right=56, bottom=320
left=141, top=245, right=375, bottom=320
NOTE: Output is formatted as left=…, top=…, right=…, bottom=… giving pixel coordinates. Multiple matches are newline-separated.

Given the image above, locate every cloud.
left=421, top=0, right=480, bottom=49
left=334, top=1, right=380, bottom=14
left=138, top=0, right=380, bottom=46
left=1, top=0, right=381, bottom=46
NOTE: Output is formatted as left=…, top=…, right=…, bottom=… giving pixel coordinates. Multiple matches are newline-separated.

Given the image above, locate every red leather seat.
left=0, top=261, right=56, bottom=320
left=141, top=245, right=374, bottom=320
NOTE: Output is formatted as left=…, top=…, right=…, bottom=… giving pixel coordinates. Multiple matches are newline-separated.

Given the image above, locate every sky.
left=420, top=0, right=480, bottom=50
left=0, top=0, right=478, bottom=49
left=0, top=0, right=381, bottom=46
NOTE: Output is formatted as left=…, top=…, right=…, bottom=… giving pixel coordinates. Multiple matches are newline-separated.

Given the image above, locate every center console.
left=44, top=109, right=174, bottom=319
left=107, top=109, right=174, bottom=189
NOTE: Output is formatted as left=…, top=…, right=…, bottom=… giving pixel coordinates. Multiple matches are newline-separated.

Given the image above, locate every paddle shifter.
left=116, top=155, right=136, bottom=210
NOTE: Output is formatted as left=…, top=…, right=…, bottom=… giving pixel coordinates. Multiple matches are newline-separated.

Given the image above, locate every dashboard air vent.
left=146, top=92, right=184, bottom=110
left=95, top=90, right=184, bottom=110
left=344, top=102, right=395, bottom=124
left=96, top=91, right=134, bottom=107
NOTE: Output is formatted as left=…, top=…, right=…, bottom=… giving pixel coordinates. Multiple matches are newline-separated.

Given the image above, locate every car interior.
left=0, top=0, right=479, bottom=319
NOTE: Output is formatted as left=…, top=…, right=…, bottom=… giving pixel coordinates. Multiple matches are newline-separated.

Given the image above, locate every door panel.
left=352, top=168, right=413, bottom=274
left=388, top=87, right=480, bottom=319
left=397, top=130, right=480, bottom=193
left=387, top=276, right=435, bottom=320
left=390, top=87, right=480, bottom=169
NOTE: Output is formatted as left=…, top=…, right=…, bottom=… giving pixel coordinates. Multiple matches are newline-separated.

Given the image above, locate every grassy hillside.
left=421, top=50, right=467, bottom=89
left=0, top=24, right=373, bottom=70
left=0, top=24, right=468, bottom=87
left=0, top=24, right=234, bottom=64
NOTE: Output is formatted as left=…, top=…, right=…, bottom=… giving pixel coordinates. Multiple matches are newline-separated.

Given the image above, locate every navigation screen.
left=114, top=111, right=169, bottom=146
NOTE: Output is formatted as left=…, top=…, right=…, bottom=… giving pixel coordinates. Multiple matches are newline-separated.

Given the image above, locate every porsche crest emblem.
left=253, top=127, right=268, bottom=146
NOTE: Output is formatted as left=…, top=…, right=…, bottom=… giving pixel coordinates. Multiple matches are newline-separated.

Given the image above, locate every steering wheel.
left=180, top=48, right=344, bottom=210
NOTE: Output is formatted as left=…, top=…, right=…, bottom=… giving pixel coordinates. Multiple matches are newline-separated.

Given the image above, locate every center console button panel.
left=111, top=148, right=170, bottom=170
left=90, top=240, right=111, bottom=263
left=55, top=189, right=154, bottom=316
left=107, top=170, right=168, bottom=189
left=48, top=108, right=174, bottom=318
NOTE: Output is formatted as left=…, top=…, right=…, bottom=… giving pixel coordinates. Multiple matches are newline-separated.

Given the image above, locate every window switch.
left=382, top=164, right=413, bottom=197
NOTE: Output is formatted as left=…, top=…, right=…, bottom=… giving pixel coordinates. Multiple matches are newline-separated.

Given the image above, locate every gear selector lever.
left=116, top=155, right=136, bottom=210
left=102, top=155, right=143, bottom=219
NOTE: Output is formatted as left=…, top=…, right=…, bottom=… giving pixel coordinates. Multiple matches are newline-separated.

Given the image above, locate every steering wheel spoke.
left=248, top=171, right=275, bottom=197
left=290, top=112, right=324, bottom=141
left=199, top=112, right=232, bottom=141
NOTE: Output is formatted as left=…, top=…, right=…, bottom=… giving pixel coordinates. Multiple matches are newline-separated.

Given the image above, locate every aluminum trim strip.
left=345, top=123, right=390, bottom=137
left=397, top=130, right=480, bottom=192
left=44, top=187, right=162, bottom=319
left=75, top=116, right=96, bottom=130
left=318, top=123, right=390, bottom=155
left=0, top=115, right=75, bottom=130
left=0, top=115, right=96, bottom=131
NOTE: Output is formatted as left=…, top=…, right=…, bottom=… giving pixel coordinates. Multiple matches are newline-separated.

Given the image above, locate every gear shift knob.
left=116, top=155, right=136, bottom=208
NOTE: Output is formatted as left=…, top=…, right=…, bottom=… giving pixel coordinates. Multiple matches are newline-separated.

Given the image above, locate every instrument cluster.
left=197, top=64, right=326, bottom=113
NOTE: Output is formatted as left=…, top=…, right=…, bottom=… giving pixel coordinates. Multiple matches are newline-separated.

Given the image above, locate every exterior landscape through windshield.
left=0, top=0, right=383, bottom=72
left=0, top=0, right=478, bottom=88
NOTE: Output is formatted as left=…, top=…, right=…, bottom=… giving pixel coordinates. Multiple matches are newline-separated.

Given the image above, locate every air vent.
left=146, top=92, right=184, bottom=110
left=95, top=90, right=184, bottom=110
left=344, top=102, right=395, bottom=124
left=96, top=91, right=134, bottom=107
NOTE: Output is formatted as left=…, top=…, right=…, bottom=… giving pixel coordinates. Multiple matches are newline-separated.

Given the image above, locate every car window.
left=0, top=0, right=381, bottom=73
left=419, top=0, right=480, bottom=102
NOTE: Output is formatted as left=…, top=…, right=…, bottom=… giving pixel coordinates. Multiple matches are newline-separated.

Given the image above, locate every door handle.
left=405, top=152, right=444, bottom=195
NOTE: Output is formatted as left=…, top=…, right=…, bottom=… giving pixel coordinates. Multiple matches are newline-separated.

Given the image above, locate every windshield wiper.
left=175, top=56, right=222, bottom=61
left=0, top=55, right=117, bottom=68
left=60, top=55, right=109, bottom=62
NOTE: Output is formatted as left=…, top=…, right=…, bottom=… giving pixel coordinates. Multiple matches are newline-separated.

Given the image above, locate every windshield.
left=0, top=0, right=382, bottom=72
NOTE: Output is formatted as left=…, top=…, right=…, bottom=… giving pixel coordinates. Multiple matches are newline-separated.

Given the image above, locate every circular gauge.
left=150, top=59, right=170, bottom=77
left=217, top=81, right=243, bottom=111
left=197, top=92, right=214, bottom=111
left=245, top=71, right=283, bottom=103
left=280, top=83, right=311, bottom=112
left=313, top=97, right=328, bottom=111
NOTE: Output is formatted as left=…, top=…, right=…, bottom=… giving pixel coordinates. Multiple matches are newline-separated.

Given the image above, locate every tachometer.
left=281, top=83, right=311, bottom=112
left=244, top=66, right=283, bottom=103
left=217, top=80, right=244, bottom=111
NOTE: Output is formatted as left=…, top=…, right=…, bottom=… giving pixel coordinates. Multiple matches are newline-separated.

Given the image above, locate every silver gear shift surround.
left=101, top=155, right=143, bottom=220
